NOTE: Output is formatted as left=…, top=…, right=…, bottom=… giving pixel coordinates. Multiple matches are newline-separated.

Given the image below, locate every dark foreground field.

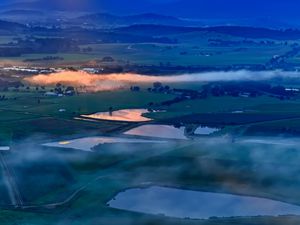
left=1, top=136, right=300, bottom=225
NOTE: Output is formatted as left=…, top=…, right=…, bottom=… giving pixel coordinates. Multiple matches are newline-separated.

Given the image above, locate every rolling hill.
left=75, top=13, right=201, bottom=27
left=116, top=24, right=300, bottom=40
left=2, top=0, right=300, bottom=28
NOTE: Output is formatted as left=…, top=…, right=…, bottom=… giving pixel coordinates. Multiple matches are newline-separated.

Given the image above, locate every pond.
left=239, top=137, right=300, bottom=146
left=43, top=137, right=165, bottom=152
left=0, top=146, right=10, bottom=151
left=194, top=126, right=220, bottom=135
left=124, top=125, right=188, bottom=140
left=81, top=109, right=152, bottom=122
left=108, top=186, right=300, bottom=219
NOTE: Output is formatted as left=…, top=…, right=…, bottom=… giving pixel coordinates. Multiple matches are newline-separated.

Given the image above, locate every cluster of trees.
left=133, top=80, right=297, bottom=109
left=130, top=82, right=171, bottom=93
left=0, top=80, right=24, bottom=91
left=0, top=95, right=17, bottom=101
left=53, top=83, right=76, bottom=96
left=160, top=95, right=188, bottom=106
left=0, top=47, right=28, bottom=57
left=18, top=38, right=80, bottom=54
left=130, top=86, right=140, bottom=92
left=101, top=56, right=114, bottom=62
left=209, top=38, right=281, bottom=47
left=23, top=56, right=64, bottom=62
left=0, top=95, right=7, bottom=101
left=268, top=46, right=300, bottom=69
left=81, top=47, right=93, bottom=53
left=147, top=82, right=170, bottom=93
left=203, top=81, right=295, bottom=99
left=147, top=82, right=205, bottom=107
left=0, top=37, right=80, bottom=57
left=159, top=87, right=209, bottom=107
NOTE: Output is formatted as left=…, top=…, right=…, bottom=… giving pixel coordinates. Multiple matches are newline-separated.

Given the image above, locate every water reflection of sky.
left=43, top=137, right=165, bottom=152
left=109, top=186, right=300, bottom=219
left=194, top=126, right=220, bottom=135
left=81, top=109, right=152, bottom=122
left=125, top=125, right=188, bottom=140
left=0, top=146, right=10, bottom=151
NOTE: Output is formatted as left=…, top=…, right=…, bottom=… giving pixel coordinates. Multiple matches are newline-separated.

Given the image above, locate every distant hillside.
left=75, top=13, right=199, bottom=27
left=0, top=20, right=26, bottom=31
left=116, top=24, right=300, bottom=40
left=2, top=0, right=300, bottom=28
left=4, top=0, right=299, bottom=18
left=1, top=10, right=44, bottom=16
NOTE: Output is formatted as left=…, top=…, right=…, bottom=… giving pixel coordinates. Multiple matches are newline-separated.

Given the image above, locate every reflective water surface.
left=0, top=146, right=10, bottom=151
left=81, top=109, right=152, bottom=122
left=194, top=126, right=220, bottom=135
left=109, top=186, right=300, bottom=219
left=43, top=137, right=165, bottom=151
left=124, top=125, right=188, bottom=140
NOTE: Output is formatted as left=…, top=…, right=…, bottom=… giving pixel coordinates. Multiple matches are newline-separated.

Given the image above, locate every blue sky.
left=1, top=0, right=300, bottom=21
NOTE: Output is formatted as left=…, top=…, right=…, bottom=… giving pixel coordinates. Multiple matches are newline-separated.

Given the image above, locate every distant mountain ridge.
left=2, top=0, right=300, bottom=19
left=0, top=19, right=26, bottom=30
left=116, top=24, right=300, bottom=40
left=75, top=13, right=201, bottom=27
left=2, top=0, right=300, bottom=28
left=1, top=9, right=44, bottom=16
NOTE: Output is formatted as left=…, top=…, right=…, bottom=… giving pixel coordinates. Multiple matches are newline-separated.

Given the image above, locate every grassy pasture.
left=0, top=34, right=294, bottom=67
left=0, top=90, right=174, bottom=144
left=1, top=137, right=300, bottom=224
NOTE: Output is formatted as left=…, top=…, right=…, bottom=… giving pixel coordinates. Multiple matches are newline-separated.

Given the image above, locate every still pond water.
left=109, top=186, right=300, bottom=219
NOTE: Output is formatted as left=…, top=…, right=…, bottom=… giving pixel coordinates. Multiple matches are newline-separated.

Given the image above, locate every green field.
left=2, top=87, right=300, bottom=144
left=1, top=135, right=300, bottom=224
left=77, top=41, right=292, bottom=66
left=0, top=31, right=297, bottom=67
left=1, top=81, right=300, bottom=224
left=0, top=89, right=174, bottom=144
left=2, top=8, right=300, bottom=225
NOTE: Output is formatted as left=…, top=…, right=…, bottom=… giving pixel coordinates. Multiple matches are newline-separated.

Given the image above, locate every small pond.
left=194, top=126, right=220, bottom=135
left=81, top=109, right=152, bottom=122
left=124, top=125, right=188, bottom=140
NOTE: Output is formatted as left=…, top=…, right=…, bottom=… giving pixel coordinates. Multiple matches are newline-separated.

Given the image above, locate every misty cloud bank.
left=24, top=70, right=300, bottom=92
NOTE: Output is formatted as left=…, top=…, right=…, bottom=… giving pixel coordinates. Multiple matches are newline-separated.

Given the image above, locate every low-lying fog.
left=2, top=134, right=300, bottom=209
left=24, top=70, right=300, bottom=92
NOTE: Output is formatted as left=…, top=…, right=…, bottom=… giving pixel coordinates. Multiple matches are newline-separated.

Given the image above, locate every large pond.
left=108, top=186, right=300, bottom=219
left=43, top=137, right=165, bottom=152
left=81, top=109, right=152, bottom=122
left=124, top=125, right=188, bottom=140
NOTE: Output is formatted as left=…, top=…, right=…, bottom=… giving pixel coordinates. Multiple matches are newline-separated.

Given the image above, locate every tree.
left=65, top=86, right=75, bottom=92
left=130, top=86, right=140, bottom=92
left=148, top=102, right=154, bottom=107
left=102, top=56, right=114, bottom=62
left=153, top=82, right=163, bottom=89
